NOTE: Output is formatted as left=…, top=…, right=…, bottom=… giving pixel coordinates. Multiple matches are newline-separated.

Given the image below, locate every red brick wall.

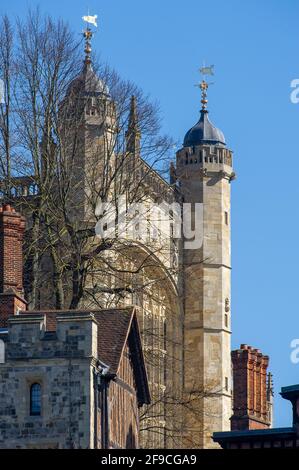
left=0, top=204, right=27, bottom=326
left=0, top=294, right=27, bottom=327
left=231, top=344, right=270, bottom=431
left=0, top=204, right=25, bottom=294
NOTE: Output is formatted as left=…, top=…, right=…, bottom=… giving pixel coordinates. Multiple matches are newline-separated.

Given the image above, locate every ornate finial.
left=82, top=14, right=98, bottom=67
left=195, top=63, right=215, bottom=112
left=83, top=28, right=93, bottom=66
left=200, top=80, right=209, bottom=111
left=195, top=79, right=209, bottom=111
left=128, top=96, right=140, bottom=133
left=126, top=95, right=141, bottom=155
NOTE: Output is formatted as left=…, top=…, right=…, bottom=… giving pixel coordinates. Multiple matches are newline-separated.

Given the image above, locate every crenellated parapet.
left=6, top=311, right=99, bottom=361
left=176, top=144, right=233, bottom=170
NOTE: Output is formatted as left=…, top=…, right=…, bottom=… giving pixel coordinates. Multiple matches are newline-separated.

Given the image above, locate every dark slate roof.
left=67, top=63, right=109, bottom=97
left=183, top=110, right=226, bottom=147
left=280, top=383, right=299, bottom=399
left=213, top=427, right=296, bottom=446
left=213, top=427, right=295, bottom=440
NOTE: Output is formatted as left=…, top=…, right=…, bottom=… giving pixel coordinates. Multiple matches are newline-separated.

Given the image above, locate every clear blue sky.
left=1, top=0, right=298, bottom=428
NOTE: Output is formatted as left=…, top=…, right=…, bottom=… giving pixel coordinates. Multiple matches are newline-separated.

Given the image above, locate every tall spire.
left=126, top=95, right=141, bottom=156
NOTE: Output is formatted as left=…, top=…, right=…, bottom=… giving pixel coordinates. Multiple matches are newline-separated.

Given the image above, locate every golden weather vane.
left=195, top=63, right=215, bottom=111
left=82, top=13, right=98, bottom=66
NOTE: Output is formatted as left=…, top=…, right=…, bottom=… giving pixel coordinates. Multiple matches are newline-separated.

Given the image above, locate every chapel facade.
left=1, top=26, right=236, bottom=449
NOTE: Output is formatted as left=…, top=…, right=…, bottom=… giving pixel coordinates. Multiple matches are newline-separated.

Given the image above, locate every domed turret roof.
left=183, top=110, right=225, bottom=147
left=67, top=63, right=110, bottom=97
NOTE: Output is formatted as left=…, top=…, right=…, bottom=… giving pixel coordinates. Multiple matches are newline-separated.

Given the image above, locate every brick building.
left=213, top=384, right=299, bottom=449
left=230, top=344, right=273, bottom=431
left=212, top=344, right=293, bottom=449
left=0, top=204, right=150, bottom=449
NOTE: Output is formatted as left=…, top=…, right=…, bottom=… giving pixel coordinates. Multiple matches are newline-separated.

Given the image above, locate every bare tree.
left=0, top=14, right=14, bottom=196
left=0, top=10, right=213, bottom=449
left=0, top=10, right=82, bottom=307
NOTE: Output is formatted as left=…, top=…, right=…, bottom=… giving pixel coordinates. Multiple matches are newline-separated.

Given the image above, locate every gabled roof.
left=19, top=306, right=150, bottom=406
left=94, top=307, right=150, bottom=406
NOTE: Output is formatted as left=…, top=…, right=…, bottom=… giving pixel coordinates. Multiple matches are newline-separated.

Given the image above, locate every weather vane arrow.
left=82, top=13, right=98, bottom=66
left=82, top=14, right=98, bottom=28
left=194, top=63, right=215, bottom=111
left=199, top=64, right=214, bottom=76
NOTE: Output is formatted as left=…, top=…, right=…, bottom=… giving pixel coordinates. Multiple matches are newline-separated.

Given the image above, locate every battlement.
left=177, top=145, right=233, bottom=168
left=3, top=312, right=98, bottom=362
left=0, top=176, right=39, bottom=200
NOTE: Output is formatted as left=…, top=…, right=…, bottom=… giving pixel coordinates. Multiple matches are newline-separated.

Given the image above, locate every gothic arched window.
left=30, top=383, right=41, bottom=416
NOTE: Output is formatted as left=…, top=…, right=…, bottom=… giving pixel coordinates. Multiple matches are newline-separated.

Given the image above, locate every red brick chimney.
left=0, top=204, right=27, bottom=327
left=231, top=344, right=271, bottom=431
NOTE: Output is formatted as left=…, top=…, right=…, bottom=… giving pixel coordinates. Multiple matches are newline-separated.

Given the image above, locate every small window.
left=224, top=211, right=229, bottom=225
left=225, top=377, right=229, bottom=391
left=30, top=383, right=41, bottom=416
left=224, top=314, right=228, bottom=328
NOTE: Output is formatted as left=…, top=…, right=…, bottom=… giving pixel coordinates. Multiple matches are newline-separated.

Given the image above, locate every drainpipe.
left=93, top=368, right=99, bottom=449
left=101, top=376, right=109, bottom=449
left=94, top=362, right=110, bottom=449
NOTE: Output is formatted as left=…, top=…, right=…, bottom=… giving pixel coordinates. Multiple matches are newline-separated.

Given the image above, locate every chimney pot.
left=231, top=344, right=271, bottom=431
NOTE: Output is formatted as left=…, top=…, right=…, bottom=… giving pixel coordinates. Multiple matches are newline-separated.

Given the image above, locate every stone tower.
left=175, top=80, right=235, bottom=447
left=59, top=27, right=115, bottom=221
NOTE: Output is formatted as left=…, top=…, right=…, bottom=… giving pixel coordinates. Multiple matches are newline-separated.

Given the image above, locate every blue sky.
left=1, top=0, right=299, bottom=427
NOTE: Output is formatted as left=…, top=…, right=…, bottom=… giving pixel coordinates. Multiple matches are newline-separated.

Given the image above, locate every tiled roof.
left=93, top=308, right=134, bottom=375
left=22, top=307, right=135, bottom=374
left=19, top=306, right=150, bottom=404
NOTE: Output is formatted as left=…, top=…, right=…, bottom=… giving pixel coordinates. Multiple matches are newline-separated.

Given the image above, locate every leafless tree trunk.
left=0, top=15, right=14, bottom=197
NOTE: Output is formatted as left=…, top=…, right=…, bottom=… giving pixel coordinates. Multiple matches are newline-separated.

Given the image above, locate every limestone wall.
left=0, top=313, right=97, bottom=449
